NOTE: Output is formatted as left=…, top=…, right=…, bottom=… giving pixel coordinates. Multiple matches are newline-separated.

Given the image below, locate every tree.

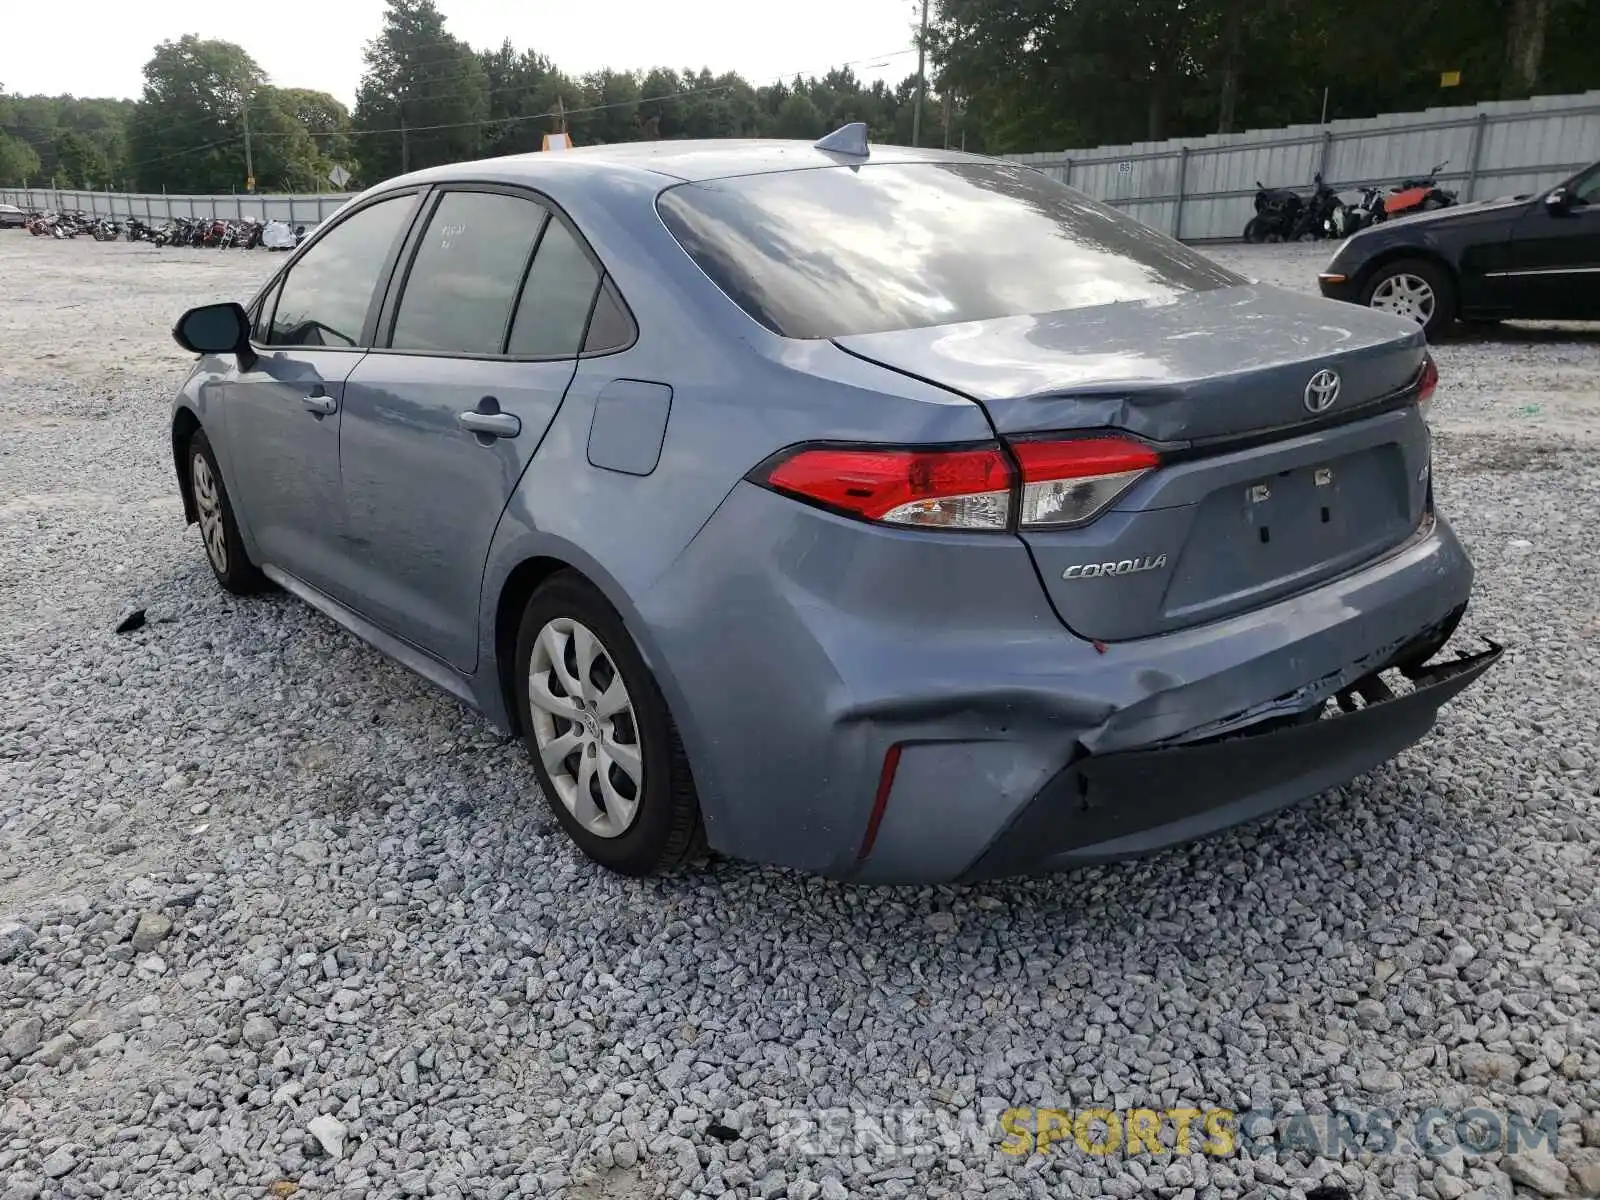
left=0, top=131, right=41, bottom=186
left=352, top=0, right=489, bottom=182
left=269, top=87, right=352, bottom=167
left=10, top=2, right=1600, bottom=195
left=127, top=36, right=263, bottom=191
left=54, top=129, right=111, bottom=188
left=477, top=40, right=571, bottom=157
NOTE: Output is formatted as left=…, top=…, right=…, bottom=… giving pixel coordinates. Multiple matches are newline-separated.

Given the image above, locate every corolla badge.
left=1061, top=554, right=1167, bottom=581
left=1304, top=368, right=1341, bottom=414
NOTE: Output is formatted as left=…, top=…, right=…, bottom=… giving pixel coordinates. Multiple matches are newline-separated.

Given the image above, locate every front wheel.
left=1360, top=258, right=1456, bottom=340
left=1243, top=217, right=1268, bottom=244
left=514, top=573, right=705, bottom=877
left=187, top=429, right=267, bottom=595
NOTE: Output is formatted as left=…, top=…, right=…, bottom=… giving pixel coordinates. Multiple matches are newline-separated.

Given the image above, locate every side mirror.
left=173, top=301, right=256, bottom=368
left=1545, top=187, right=1571, bottom=215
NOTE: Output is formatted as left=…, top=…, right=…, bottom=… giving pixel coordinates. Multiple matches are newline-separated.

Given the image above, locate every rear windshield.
left=656, top=161, right=1242, bottom=339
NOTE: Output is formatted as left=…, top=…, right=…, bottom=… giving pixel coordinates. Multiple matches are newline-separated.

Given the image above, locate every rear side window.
left=507, top=218, right=600, bottom=358
left=583, top=280, right=634, bottom=354
left=390, top=191, right=549, bottom=355
left=656, top=162, right=1243, bottom=339
left=268, top=195, right=415, bottom=348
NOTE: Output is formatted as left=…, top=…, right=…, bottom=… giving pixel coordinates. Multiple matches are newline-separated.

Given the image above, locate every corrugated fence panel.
left=1005, top=89, right=1600, bottom=240
left=0, top=188, right=350, bottom=227
left=3, top=92, right=1596, bottom=243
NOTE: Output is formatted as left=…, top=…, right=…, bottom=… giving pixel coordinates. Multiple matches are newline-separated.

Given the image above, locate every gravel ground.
left=1, top=233, right=1597, bottom=1200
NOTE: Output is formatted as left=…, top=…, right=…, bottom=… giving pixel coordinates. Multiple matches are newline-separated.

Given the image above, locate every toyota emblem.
left=1304, top=368, right=1341, bottom=414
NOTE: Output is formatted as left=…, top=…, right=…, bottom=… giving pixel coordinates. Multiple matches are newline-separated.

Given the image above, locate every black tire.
left=1243, top=217, right=1268, bottom=243
left=1359, top=257, right=1457, bottom=341
left=514, top=572, right=705, bottom=876
left=187, top=429, right=267, bottom=595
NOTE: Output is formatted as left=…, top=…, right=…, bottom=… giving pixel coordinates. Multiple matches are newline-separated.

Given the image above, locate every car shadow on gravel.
left=1443, top=322, right=1600, bottom=345
left=128, top=564, right=1521, bottom=969
left=629, top=763, right=1509, bottom=954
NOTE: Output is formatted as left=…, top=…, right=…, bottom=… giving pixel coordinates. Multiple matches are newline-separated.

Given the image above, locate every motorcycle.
left=1244, top=173, right=1341, bottom=242
left=1325, top=185, right=1388, bottom=238
left=260, top=220, right=305, bottom=251
left=1381, top=160, right=1457, bottom=218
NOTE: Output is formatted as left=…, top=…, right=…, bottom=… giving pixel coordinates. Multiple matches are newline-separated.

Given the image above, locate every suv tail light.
left=753, top=436, right=1161, bottom=532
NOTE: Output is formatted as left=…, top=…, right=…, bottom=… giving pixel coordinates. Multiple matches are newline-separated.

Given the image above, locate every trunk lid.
left=834, top=284, right=1433, bottom=642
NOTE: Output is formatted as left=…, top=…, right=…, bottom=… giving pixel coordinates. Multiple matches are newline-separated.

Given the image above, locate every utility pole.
left=400, top=118, right=410, bottom=172
left=943, top=85, right=953, bottom=149
left=242, top=99, right=254, bottom=192
left=911, top=0, right=929, bottom=147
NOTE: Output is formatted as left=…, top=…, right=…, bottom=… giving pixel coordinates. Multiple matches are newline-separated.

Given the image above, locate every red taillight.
left=1012, top=437, right=1161, bottom=529
left=1417, top=354, right=1438, bottom=416
left=761, top=444, right=1013, bottom=530
left=755, top=435, right=1162, bottom=532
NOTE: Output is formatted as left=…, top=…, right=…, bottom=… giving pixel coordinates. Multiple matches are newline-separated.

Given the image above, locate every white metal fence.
left=3, top=90, right=1598, bottom=242
left=1008, top=90, right=1600, bottom=241
left=0, top=189, right=350, bottom=228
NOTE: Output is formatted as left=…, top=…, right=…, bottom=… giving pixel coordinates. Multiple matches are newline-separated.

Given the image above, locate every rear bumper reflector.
left=856, top=743, right=903, bottom=860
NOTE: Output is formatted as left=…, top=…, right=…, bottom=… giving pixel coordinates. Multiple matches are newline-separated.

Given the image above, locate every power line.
left=118, top=45, right=921, bottom=173
left=359, top=46, right=921, bottom=122
left=120, top=47, right=922, bottom=174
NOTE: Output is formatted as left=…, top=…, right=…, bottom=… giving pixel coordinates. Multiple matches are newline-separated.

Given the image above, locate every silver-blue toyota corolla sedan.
left=168, top=128, right=1499, bottom=884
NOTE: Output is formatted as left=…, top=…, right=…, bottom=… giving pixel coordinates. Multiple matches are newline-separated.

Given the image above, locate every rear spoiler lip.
left=1160, top=358, right=1430, bottom=462
left=832, top=337, right=1430, bottom=460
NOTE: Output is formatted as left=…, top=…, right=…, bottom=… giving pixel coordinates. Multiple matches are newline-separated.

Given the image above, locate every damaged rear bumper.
left=959, top=637, right=1501, bottom=881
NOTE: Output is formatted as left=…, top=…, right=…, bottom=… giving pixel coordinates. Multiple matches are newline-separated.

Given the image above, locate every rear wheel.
left=1361, top=258, right=1456, bottom=340
left=514, top=573, right=705, bottom=876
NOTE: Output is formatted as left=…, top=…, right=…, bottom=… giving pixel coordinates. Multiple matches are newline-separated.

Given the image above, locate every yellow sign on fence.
left=1440, top=70, right=1461, bottom=87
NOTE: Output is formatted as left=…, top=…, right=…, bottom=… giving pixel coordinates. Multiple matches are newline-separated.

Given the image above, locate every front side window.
left=656, top=162, right=1243, bottom=339
left=268, top=195, right=415, bottom=348
left=390, top=191, right=550, bottom=355
left=1571, top=167, right=1600, bottom=207
left=251, top=280, right=282, bottom=343
left=506, top=218, right=601, bottom=358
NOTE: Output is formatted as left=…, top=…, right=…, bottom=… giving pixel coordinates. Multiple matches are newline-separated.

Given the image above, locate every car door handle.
left=302, top=387, right=337, bottom=416
left=457, top=410, right=521, bottom=438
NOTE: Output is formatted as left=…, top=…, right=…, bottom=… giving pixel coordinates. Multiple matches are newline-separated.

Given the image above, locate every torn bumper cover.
left=960, top=637, right=1502, bottom=881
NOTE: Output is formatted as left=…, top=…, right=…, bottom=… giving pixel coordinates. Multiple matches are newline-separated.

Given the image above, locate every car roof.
left=386, top=138, right=999, bottom=190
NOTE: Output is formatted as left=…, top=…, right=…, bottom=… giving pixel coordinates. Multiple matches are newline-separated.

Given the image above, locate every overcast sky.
left=0, top=0, right=924, bottom=105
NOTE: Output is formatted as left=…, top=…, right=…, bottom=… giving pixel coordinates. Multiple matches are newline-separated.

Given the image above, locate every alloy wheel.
left=191, top=452, right=228, bottom=574
left=1369, top=272, right=1436, bottom=326
left=526, top=616, right=644, bottom=839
